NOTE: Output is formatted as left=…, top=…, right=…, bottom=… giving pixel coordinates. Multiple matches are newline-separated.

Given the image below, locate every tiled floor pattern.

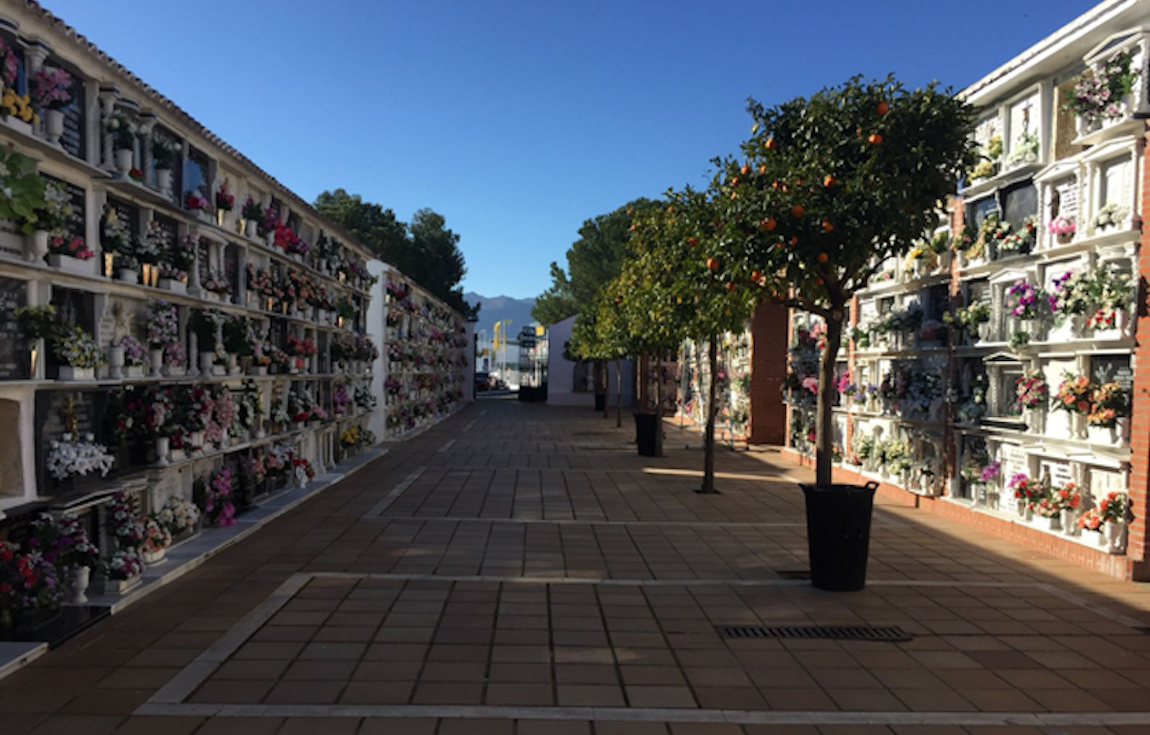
left=4, top=398, right=1150, bottom=735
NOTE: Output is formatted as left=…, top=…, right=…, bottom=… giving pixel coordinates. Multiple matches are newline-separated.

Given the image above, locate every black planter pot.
left=634, top=412, right=660, bottom=457
left=594, top=394, right=607, bottom=412
left=801, top=482, right=878, bottom=592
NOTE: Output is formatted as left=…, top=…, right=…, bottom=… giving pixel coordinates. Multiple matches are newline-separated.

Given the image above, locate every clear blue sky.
left=47, top=0, right=1094, bottom=298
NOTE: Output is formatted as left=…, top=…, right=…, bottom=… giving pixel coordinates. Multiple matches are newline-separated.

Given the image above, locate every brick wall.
left=748, top=303, right=788, bottom=445
left=1124, top=132, right=1150, bottom=581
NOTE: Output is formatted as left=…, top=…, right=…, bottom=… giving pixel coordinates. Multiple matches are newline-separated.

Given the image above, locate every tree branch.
left=784, top=295, right=831, bottom=319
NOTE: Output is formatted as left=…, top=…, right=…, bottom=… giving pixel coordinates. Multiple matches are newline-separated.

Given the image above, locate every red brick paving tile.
left=61, top=689, right=151, bottom=715
left=282, top=660, right=358, bottom=681
left=193, top=720, right=285, bottom=735
left=421, top=662, right=488, bottom=681
left=28, top=715, right=125, bottom=735
left=624, top=685, right=698, bottom=708
left=188, top=680, right=273, bottom=704
left=1, top=714, right=46, bottom=735
left=1026, top=688, right=1115, bottom=712
left=233, top=642, right=306, bottom=660
left=669, top=725, right=746, bottom=735
left=338, top=682, right=413, bottom=704
left=484, top=682, right=555, bottom=705
left=358, top=719, right=438, bottom=735
left=957, top=688, right=1045, bottom=712
left=693, top=686, right=770, bottom=710
left=519, top=721, right=592, bottom=735
left=426, top=644, right=490, bottom=662
left=556, top=664, right=618, bottom=684
left=264, top=681, right=346, bottom=704
left=298, top=642, right=366, bottom=660
left=594, top=724, right=669, bottom=735
left=826, top=688, right=911, bottom=712
left=438, top=720, right=513, bottom=735
left=353, top=661, right=423, bottom=681
left=363, top=643, right=427, bottom=661
left=683, top=667, right=754, bottom=687
left=556, top=684, right=627, bottom=706
left=997, top=669, right=1076, bottom=689
left=411, top=682, right=484, bottom=705
left=888, top=687, right=976, bottom=712
left=277, top=718, right=361, bottom=735
left=95, top=668, right=178, bottom=689
left=212, top=660, right=290, bottom=680
left=110, top=716, right=204, bottom=735
left=762, top=688, right=839, bottom=711
left=490, top=645, right=552, bottom=663
left=488, top=662, right=552, bottom=681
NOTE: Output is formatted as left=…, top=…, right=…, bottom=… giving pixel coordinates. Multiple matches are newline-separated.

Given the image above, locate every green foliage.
left=315, top=190, right=475, bottom=317
left=532, top=199, right=657, bottom=326
left=715, top=75, right=977, bottom=314
left=15, top=304, right=57, bottom=343
left=0, top=148, right=47, bottom=234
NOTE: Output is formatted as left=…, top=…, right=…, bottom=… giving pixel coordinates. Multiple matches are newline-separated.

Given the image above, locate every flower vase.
left=1074, top=414, right=1088, bottom=440
left=45, top=109, right=65, bottom=146
left=1061, top=509, right=1077, bottom=536
left=216, top=210, right=227, bottom=228
left=1016, top=499, right=1027, bottom=518
left=156, top=168, right=173, bottom=197
left=58, top=365, right=94, bottom=381
left=166, top=364, right=186, bottom=378
left=103, top=574, right=142, bottom=596
left=1045, top=514, right=1061, bottom=532
left=159, top=278, right=187, bottom=295
left=108, top=345, right=125, bottom=380
left=245, top=220, right=258, bottom=239
left=189, top=430, right=204, bottom=454
left=142, top=547, right=167, bottom=567
left=1057, top=232, right=1073, bottom=245
left=199, top=352, right=215, bottom=376
left=114, top=148, right=134, bottom=176
left=1106, top=521, right=1127, bottom=554
left=69, top=566, right=91, bottom=604
left=117, top=267, right=138, bottom=284
left=149, top=348, right=164, bottom=377
left=27, top=230, right=49, bottom=263
left=228, top=353, right=241, bottom=376
left=155, top=436, right=170, bottom=467
left=1025, top=408, right=1046, bottom=435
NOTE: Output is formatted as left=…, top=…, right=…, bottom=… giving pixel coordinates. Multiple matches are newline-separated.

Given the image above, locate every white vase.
left=108, top=345, right=125, bottom=380
left=117, top=268, right=138, bottom=283
left=189, top=430, right=204, bottom=454
left=125, top=365, right=144, bottom=378
left=1106, top=521, right=1127, bottom=554
left=103, top=574, right=141, bottom=596
left=69, top=566, right=91, bottom=604
left=155, top=436, right=170, bottom=467
left=166, top=365, right=186, bottom=377
left=45, top=109, right=65, bottom=145
left=245, top=220, right=258, bottom=238
left=150, top=348, right=164, bottom=377
left=28, top=230, right=49, bottom=263
left=1061, top=509, right=1077, bottom=536
left=58, top=365, right=94, bottom=381
left=142, top=547, right=167, bottom=567
left=1093, top=529, right=1108, bottom=548
left=228, top=353, right=241, bottom=375
left=48, top=253, right=95, bottom=276
left=159, top=278, right=187, bottom=295
left=156, top=168, right=173, bottom=197
left=1046, top=515, right=1062, bottom=532
left=114, top=148, right=134, bottom=175
left=200, top=352, right=215, bottom=376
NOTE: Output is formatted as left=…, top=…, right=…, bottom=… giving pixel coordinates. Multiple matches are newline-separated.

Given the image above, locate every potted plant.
left=1088, top=381, right=1130, bottom=443
left=190, top=309, right=224, bottom=376
left=156, top=495, right=202, bottom=545
left=52, top=326, right=104, bottom=380
left=1047, top=215, right=1075, bottom=245
left=714, top=76, right=974, bottom=590
left=146, top=300, right=180, bottom=378
left=30, top=65, right=72, bottom=146
left=1078, top=508, right=1107, bottom=547
left=1008, top=473, right=1040, bottom=518
left=103, top=549, right=143, bottom=595
left=104, top=109, right=138, bottom=175
left=43, top=514, right=100, bottom=604
left=215, top=181, right=234, bottom=228
left=15, top=303, right=56, bottom=379
left=1064, top=48, right=1138, bottom=135
left=1014, top=369, right=1049, bottom=433
left=241, top=195, right=262, bottom=238
left=139, top=516, right=172, bottom=566
left=114, top=335, right=147, bottom=379
left=1097, top=491, right=1132, bottom=554
left=1054, top=373, right=1096, bottom=439
left=1052, top=483, right=1082, bottom=536
left=151, top=134, right=181, bottom=196
left=143, top=386, right=175, bottom=466
left=0, top=149, right=48, bottom=261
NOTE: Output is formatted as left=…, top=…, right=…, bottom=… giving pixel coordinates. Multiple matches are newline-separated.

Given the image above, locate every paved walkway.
left=4, top=396, right=1150, bottom=735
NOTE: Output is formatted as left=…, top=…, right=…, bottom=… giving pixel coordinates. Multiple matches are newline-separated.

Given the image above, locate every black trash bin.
left=634, top=412, right=659, bottom=456
left=594, top=394, right=607, bottom=411
left=801, top=482, right=878, bottom=592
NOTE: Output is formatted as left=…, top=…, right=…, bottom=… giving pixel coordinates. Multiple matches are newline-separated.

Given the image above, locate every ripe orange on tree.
left=760, top=217, right=777, bottom=231
left=876, top=100, right=889, bottom=115
left=706, top=257, right=720, bottom=271
left=816, top=252, right=829, bottom=263
left=765, top=136, right=777, bottom=150
left=726, top=282, right=737, bottom=292
left=822, top=220, right=834, bottom=233
left=791, top=204, right=804, bottom=218
left=824, top=175, right=836, bottom=188
left=868, top=133, right=883, bottom=145
left=687, top=236, right=699, bottom=247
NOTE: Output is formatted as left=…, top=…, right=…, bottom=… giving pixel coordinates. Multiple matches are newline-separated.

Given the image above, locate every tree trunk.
left=600, top=361, right=609, bottom=419
left=816, top=314, right=844, bottom=486
left=701, top=336, right=719, bottom=494
left=654, top=354, right=664, bottom=457
left=615, top=359, right=623, bottom=428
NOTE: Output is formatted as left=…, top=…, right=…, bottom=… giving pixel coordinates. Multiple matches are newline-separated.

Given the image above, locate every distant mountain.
left=464, top=292, right=538, bottom=344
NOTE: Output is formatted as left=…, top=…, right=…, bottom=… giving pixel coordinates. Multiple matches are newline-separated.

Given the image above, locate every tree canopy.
left=315, top=189, right=475, bottom=317
left=532, top=198, right=658, bottom=326
left=712, top=75, right=977, bottom=483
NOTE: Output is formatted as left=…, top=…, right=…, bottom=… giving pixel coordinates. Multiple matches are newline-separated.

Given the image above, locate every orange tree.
left=624, top=187, right=757, bottom=492
left=712, top=75, right=976, bottom=486
left=569, top=282, right=630, bottom=427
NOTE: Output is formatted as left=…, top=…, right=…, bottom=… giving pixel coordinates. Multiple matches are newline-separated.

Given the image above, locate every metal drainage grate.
left=718, top=625, right=912, bottom=642
left=776, top=570, right=811, bottom=580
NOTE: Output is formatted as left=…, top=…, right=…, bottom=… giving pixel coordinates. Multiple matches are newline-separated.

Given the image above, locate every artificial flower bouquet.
left=1053, top=374, right=1095, bottom=415
left=46, top=433, right=114, bottom=480
left=1087, top=382, right=1129, bottom=428
left=1014, top=370, right=1048, bottom=411
left=104, top=548, right=143, bottom=581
